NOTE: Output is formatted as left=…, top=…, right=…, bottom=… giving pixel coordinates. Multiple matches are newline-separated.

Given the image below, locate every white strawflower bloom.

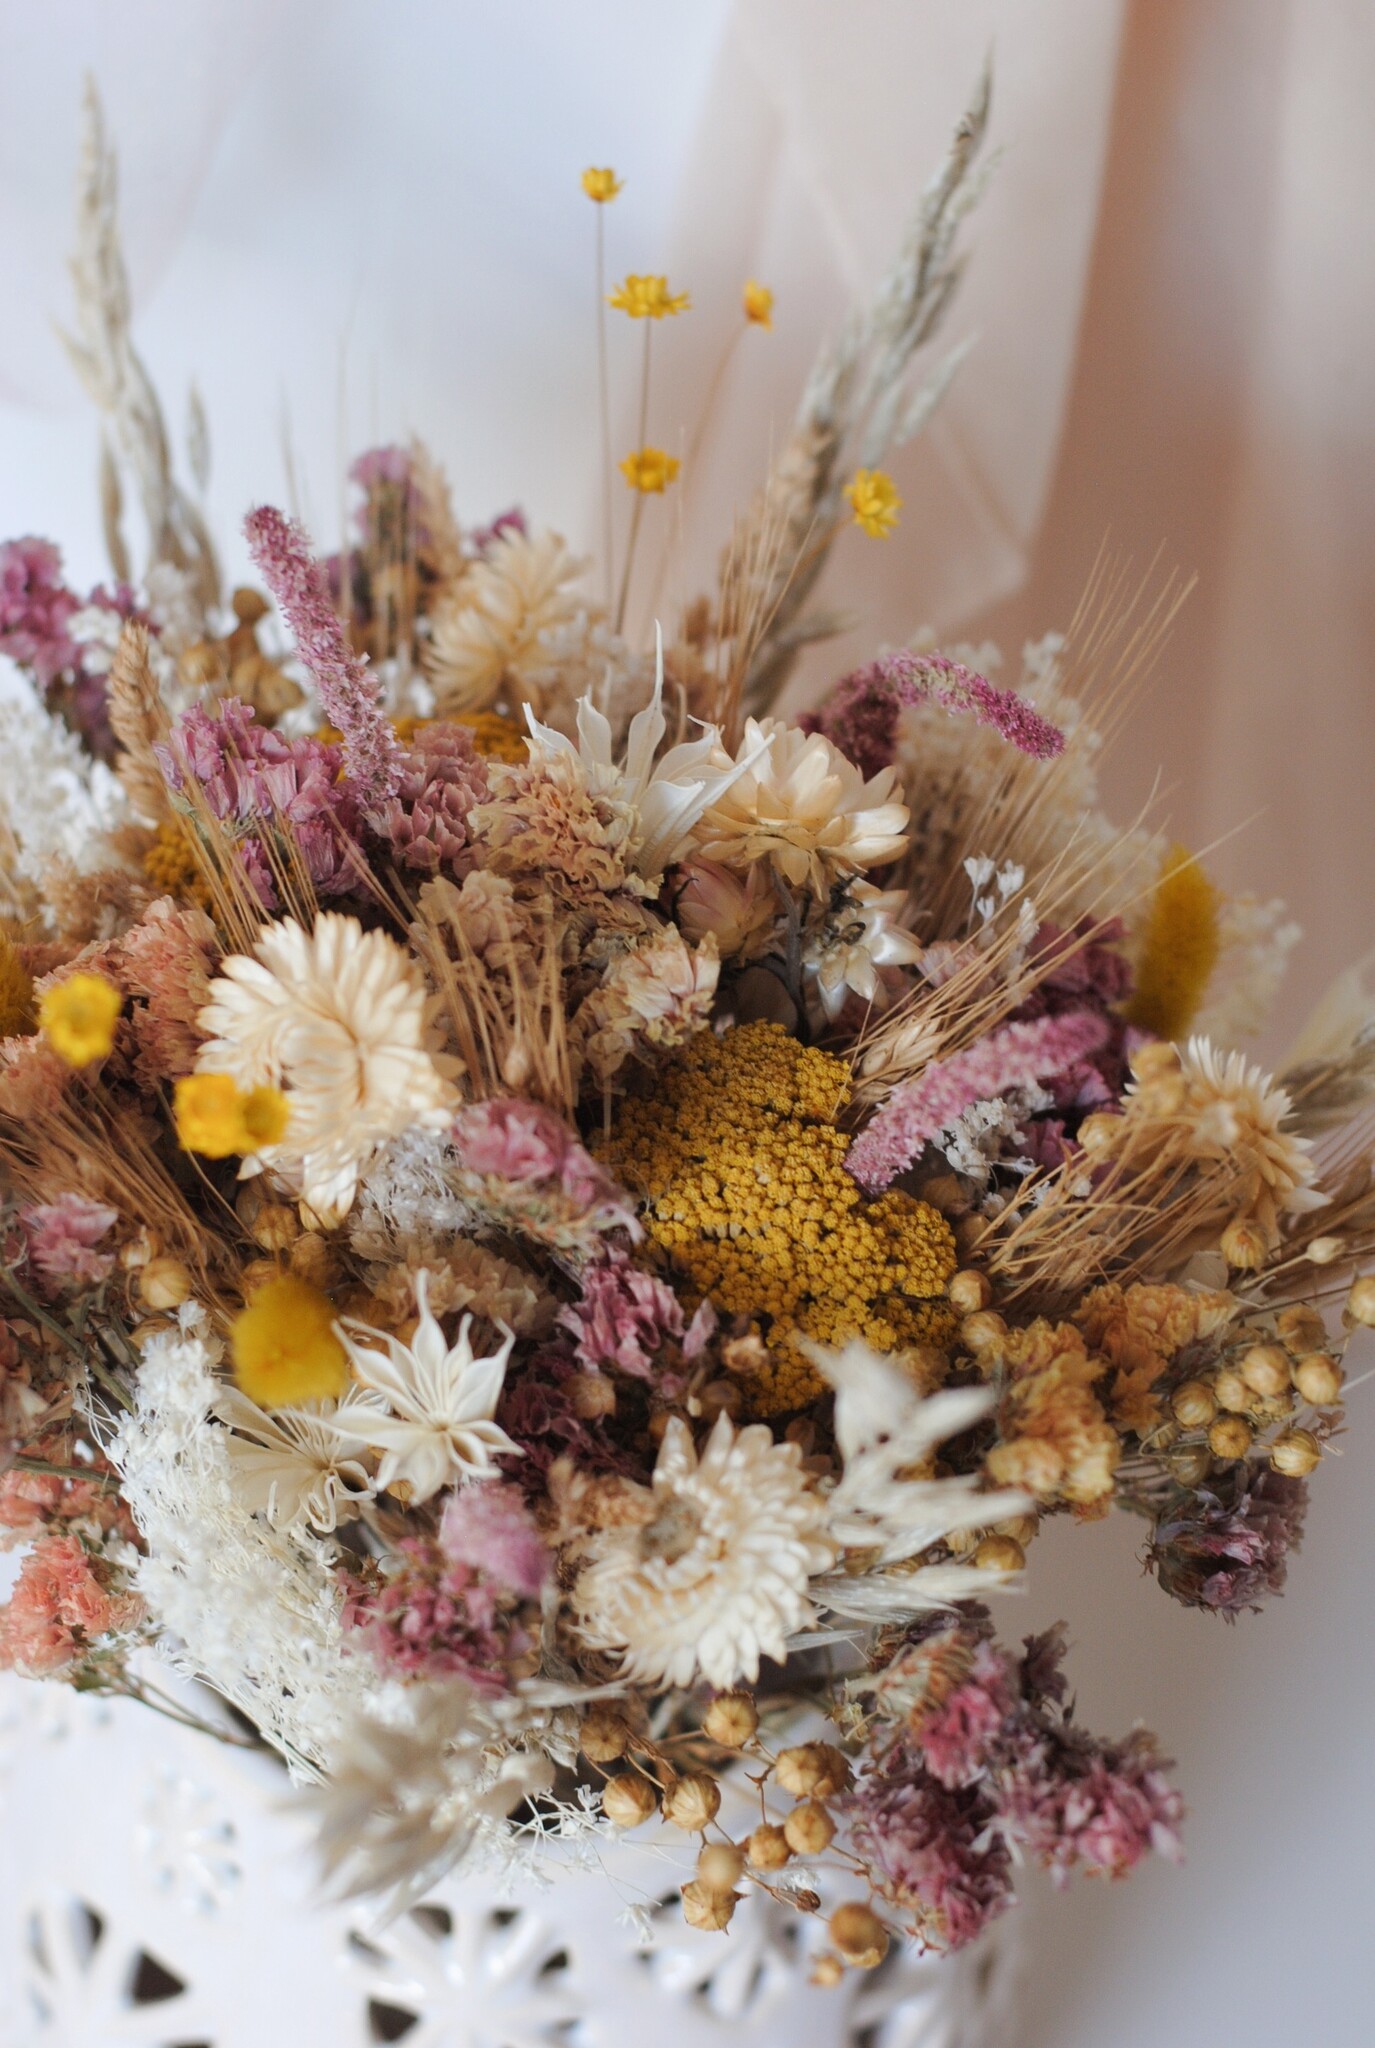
left=212, top=1384, right=378, bottom=1533
left=0, top=669, right=127, bottom=886
left=803, top=881, right=924, bottom=1020
left=424, top=528, right=595, bottom=720
left=570, top=1413, right=835, bottom=1690
left=1177, top=1037, right=1326, bottom=1241
left=332, top=1271, right=519, bottom=1502
left=697, top=717, right=909, bottom=893
left=196, top=912, right=457, bottom=1224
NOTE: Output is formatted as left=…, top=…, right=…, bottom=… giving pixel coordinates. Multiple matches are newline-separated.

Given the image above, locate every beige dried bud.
left=784, top=1800, right=836, bottom=1856
left=1131, top=1040, right=1182, bottom=1082
left=1347, top=1275, right=1375, bottom=1326
left=696, top=1842, right=746, bottom=1893
left=1167, top=1445, right=1214, bottom=1486
left=1294, top=1353, right=1344, bottom=1406
left=681, top=1879, right=738, bottom=1931
left=704, top=1693, right=759, bottom=1748
left=792, top=1890, right=823, bottom=1914
left=697, top=1378, right=743, bottom=1422
left=1170, top=1379, right=1218, bottom=1429
left=810, top=1954, right=846, bottom=1989
left=1270, top=1427, right=1322, bottom=1477
left=1240, top=1344, right=1291, bottom=1399
left=947, top=1269, right=992, bottom=1316
left=959, top=1311, right=1007, bottom=1354
left=569, top=1372, right=617, bottom=1420
left=1077, top=1111, right=1124, bottom=1153
left=1208, top=1414, right=1254, bottom=1461
left=601, top=1774, right=659, bottom=1828
left=1306, top=1235, right=1346, bottom=1267
left=138, top=1256, right=193, bottom=1310
left=746, top=1822, right=792, bottom=1871
left=774, top=1742, right=851, bottom=1799
left=829, top=1903, right=890, bottom=1968
left=288, top=1231, right=334, bottom=1289
left=721, top=1331, right=769, bottom=1375
left=1213, top=1368, right=1255, bottom=1414
left=1221, top=1219, right=1268, bottom=1271
left=663, top=1773, right=722, bottom=1832
left=972, top=1534, right=1025, bottom=1573
left=993, top=1513, right=1039, bottom=1547
left=579, top=1708, right=629, bottom=1764
left=119, top=1227, right=156, bottom=1271
left=251, top=1203, right=300, bottom=1252
left=1276, top=1304, right=1327, bottom=1349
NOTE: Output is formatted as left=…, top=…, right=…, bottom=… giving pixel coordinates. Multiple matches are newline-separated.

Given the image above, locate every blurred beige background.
left=0, top=2, right=1371, bottom=2040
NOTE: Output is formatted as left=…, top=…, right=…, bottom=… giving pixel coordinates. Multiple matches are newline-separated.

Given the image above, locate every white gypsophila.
left=698, top=717, right=910, bottom=894
left=803, top=880, right=924, bottom=1020
left=211, top=1384, right=379, bottom=1534
left=1192, top=893, right=1302, bottom=1047
left=937, top=1082, right=1053, bottom=1184
left=196, top=912, right=457, bottom=1225
left=332, top=1270, right=519, bottom=1503
left=108, top=1309, right=377, bottom=1774
left=0, top=669, right=127, bottom=885
left=349, top=1127, right=475, bottom=1266
left=801, top=1338, right=1029, bottom=1620
left=570, top=1413, right=836, bottom=1690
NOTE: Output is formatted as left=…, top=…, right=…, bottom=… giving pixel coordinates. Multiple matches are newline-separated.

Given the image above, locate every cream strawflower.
left=570, top=1413, right=835, bottom=1689
left=1178, top=1037, right=1326, bottom=1241
left=696, top=717, right=909, bottom=893
left=196, top=913, right=457, bottom=1224
left=332, top=1271, right=519, bottom=1503
left=424, top=528, right=593, bottom=720
left=213, top=1384, right=378, bottom=1533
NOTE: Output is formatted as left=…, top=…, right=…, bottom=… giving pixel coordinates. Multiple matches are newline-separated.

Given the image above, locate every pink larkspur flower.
left=805, top=649, right=1065, bottom=781
left=847, top=1010, right=1111, bottom=1192
left=20, top=1195, right=118, bottom=1295
left=245, top=503, right=404, bottom=807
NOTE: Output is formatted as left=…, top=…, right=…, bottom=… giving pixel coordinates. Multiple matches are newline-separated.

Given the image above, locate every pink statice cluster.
left=158, top=698, right=364, bottom=906
left=452, top=1098, right=641, bottom=1252
left=368, top=722, right=491, bottom=875
left=558, top=1246, right=715, bottom=1383
left=0, top=1532, right=143, bottom=1677
left=803, top=649, right=1065, bottom=780
left=1149, top=1468, right=1308, bottom=1618
left=19, top=1195, right=118, bottom=1295
left=845, top=1610, right=1184, bottom=1949
left=341, top=1481, right=545, bottom=1691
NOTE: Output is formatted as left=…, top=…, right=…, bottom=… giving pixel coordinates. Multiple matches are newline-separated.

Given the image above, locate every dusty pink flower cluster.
left=560, top=1247, right=715, bottom=1383
left=452, top=1098, right=641, bottom=1251
left=20, top=1195, right=118, bottom=1295
left=0, top=1532, right=142, bottom=1677
left=368, top=722, right=491, bottom=875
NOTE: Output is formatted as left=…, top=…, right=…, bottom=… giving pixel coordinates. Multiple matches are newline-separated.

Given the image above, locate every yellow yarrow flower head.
left=844, top=468, right=903, bottom=539
left=620, top=446, right=681, bottom=494
left=38, top=973, right=122, bottom=1067
left=174, top=1073, right=290, bottom=1159
left=582, top=166, right=624, bottom=203
left=743, top=279, right=774, bottom=328
left=230, top=1274, right=349, bottom=1409
left=607, top=274, right=690, bottom=319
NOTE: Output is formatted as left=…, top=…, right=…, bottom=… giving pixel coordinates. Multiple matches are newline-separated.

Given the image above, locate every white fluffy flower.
left=212, top=1384, right=378, bottom=1533
left=196, top=912, right=457, bottom=1224
left=697, top=716, right=909, bottom=894
left=570, top=1413, right=835, bottom=1689
left=333, top=1271, right=519, bottom=1502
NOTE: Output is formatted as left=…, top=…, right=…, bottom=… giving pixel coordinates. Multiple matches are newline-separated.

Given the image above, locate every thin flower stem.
left=10, top=1456, right=120, bottom=1489
left=120, top=1678, right=261, bottom=1749
left=596, top=208, right=615, bottom=609
left=0, top=1262, right=134, bottom=1412
left=614, top=321, right=652, bottom=636
left=644, top=325, right=742, bottom=624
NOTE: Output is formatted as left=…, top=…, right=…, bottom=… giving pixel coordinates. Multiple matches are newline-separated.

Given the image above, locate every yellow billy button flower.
left=620, top=446, right=681, bottom=493
left=230, top=1274, right=349, bottom=1409
left=38, top=973, right=122, bottom=1067
left=844, top=467, right=903, bottom=538
left=174, top=1073, right=290, bottom=1158
left=607, top=274, right=690, bottom=318
left=742, top=279, right=774, bottom=328
left=582, top=166, right=623, bottom=203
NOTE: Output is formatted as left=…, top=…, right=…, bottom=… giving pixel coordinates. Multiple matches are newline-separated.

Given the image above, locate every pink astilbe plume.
left=244, top=504, right=403, bottom=807
left=807, top=649, right=1065, bottom=781
left=847, top=1009, right=1111, bottom=1191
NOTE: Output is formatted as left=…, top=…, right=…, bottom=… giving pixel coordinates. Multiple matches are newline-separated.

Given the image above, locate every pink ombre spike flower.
left=807, top=649, right=1065, bottom=780
left=244, top=504, right=403, bottom=807
left=847, top=1009, right=1110, bottom=1192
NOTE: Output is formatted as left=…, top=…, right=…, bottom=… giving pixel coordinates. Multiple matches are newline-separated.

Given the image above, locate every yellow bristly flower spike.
left=620, top=446, right=681, bottom=493
left=174, top=1073, right=290, bottom=1159
left=844, top=468, right=903, bottom=539
left=230, top=1274, right=350, bottom=1409
left=582, top=167, right=623, bottom=203
left=743, top=279, right=774, bottom=328
left=38, top=973, right=122, bottom=1067
left=607, top=274, right=690, bottom=319
left=1125, top=843, right=1222, bottom=1041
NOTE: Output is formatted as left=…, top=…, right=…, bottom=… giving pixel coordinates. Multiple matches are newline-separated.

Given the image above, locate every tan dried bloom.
left=424, top=528, right=590, bottom=718
left=697, top=717, right=909, bottom=893
left=983, top=1319, right=1120, bottom=1506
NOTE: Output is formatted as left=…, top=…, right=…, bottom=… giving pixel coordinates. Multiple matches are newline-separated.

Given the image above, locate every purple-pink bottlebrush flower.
left=847, top=1009, right=1111, bottom=1192
left=20, top=1195, right=119, bottom=1295
left=804, top=649, right=1065, bottom=781
left=244, top=504, right=403, bottom=808
left=440, top=1480, right=549, bottom=1600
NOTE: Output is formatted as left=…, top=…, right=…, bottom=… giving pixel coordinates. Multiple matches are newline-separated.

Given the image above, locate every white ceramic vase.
left=0, top=1672, right=1018, bottom=2048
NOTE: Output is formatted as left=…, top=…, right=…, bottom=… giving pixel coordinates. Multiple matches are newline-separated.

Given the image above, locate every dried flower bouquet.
left=0, top=73, right=1369, bottom=1976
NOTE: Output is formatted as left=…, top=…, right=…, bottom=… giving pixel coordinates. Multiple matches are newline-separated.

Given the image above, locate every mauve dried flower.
left=440, top=1479, right=549, bottom=1599
left=340, top=1534, right=532, bottom=1692
left=0, top=537, right=81, bottom=687
left=806, top=649, right=1064, bottom=781
left=1149, top=1467, right=1308, bottom=1618
left=452, top=1098, right=640, bottom=1252
left=367, top=722, right=490, bottom=876
left=20, top=1193, right=119, bottom=1294
left=558, top=1247, right=689, bottom=1381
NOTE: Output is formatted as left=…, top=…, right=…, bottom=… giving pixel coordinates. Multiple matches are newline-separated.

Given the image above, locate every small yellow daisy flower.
left=38, top=973, right=122, bottom=1067
left=620, top=446, right=681, bottom=493
left=607, top=274, right=690, bottom=319
left=743, top=279, right=774, bottom=328
left=230, top=1274, right=350, bottom=1409
left=582, top=167, right=623, bottom=203
left=844, top=468, right=903, bottom=539
left=174, top=1073, right=290, bottom=1159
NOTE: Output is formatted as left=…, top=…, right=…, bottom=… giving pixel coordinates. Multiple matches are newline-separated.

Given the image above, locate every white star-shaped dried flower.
left=196, top=912, right=457, bottom=1225
left=570, top=1412, right=835, bottom=1690
left=212, top=1383, right=379, bottom=1533
left=803, top=881, right=924, bottom=1020
left=332, top=1271, right=519, bottom=1503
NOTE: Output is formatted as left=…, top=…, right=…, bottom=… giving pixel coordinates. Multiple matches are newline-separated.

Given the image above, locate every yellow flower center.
left=620, top=446, right=681, bottom=494
left=230, top=1274, right=349, bottom=1409
left=607, top=274, right=690, bottom=319
left=175, top=1073, right=290, bottom=1158
left=38, top=973, right=122, bottom=1068
left=743, top=279, right=774, bottom=328
left=844, top=468, right=903, bottom=539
